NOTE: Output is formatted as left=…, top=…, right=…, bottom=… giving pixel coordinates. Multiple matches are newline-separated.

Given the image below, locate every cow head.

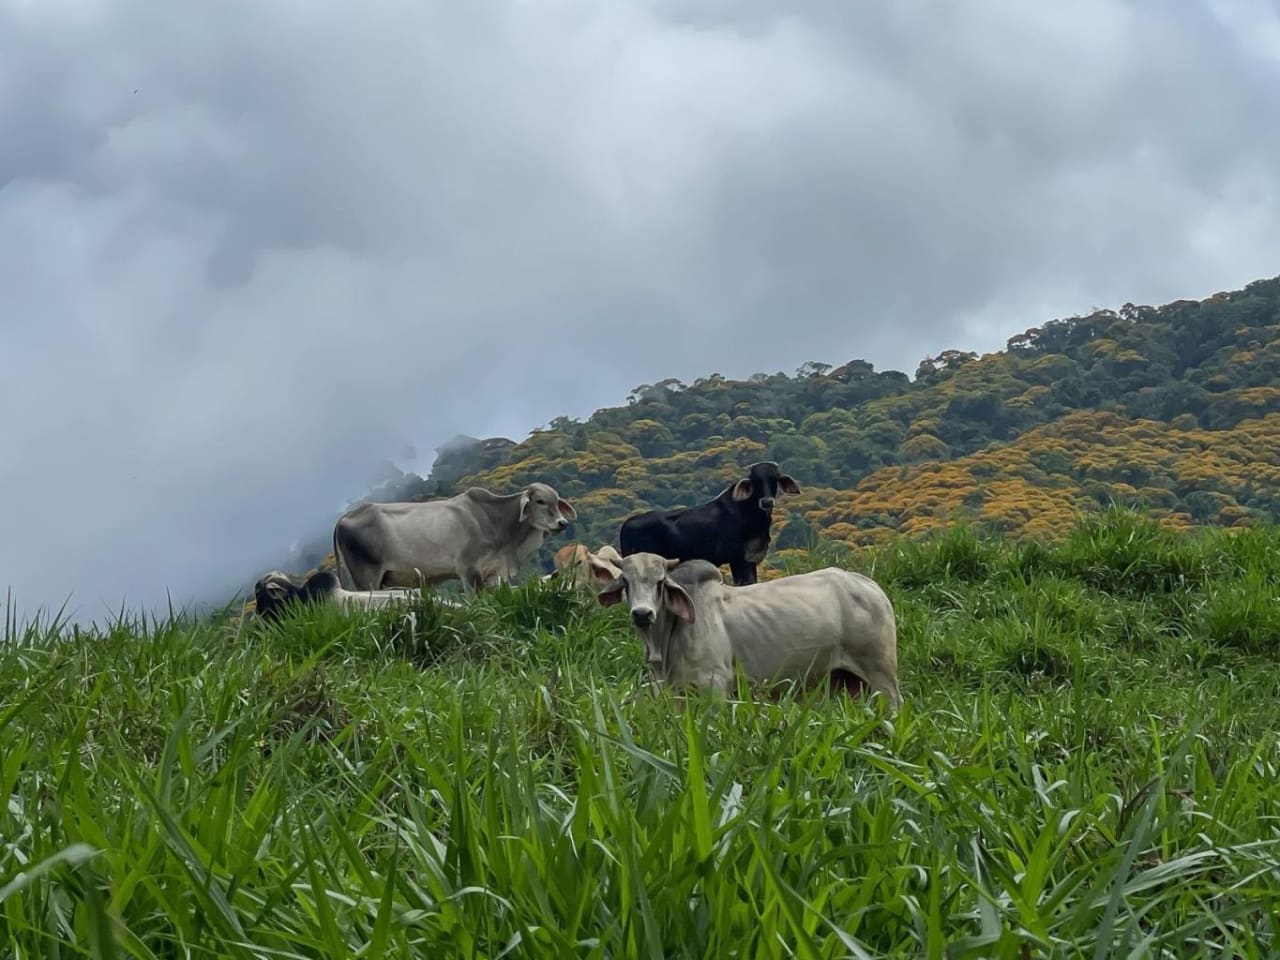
left=729, top=461, right=801, bottom=513
left=550, top=543, right=621, bottom=588
left=552, top=543, right=589, bottom=574
left=596, top=552, right=694, bottom=645
left=518, top=481, right=577, bottom=534
left=253, top=570, right=303, bottom=621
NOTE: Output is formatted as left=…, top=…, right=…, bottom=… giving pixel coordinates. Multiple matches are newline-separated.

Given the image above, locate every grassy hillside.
left=383, top=274, right=1280, bottom=575
left=5, top=511, right=1280, bottom=956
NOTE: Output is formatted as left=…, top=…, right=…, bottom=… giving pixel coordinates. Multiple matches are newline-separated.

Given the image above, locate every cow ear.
left=557, top=498, right=577, bottom=521
left=597, top=578, right=625, bottom=606
left=663, top=580, right=696, bottom=623
left=779, top=474, right=801, bottom=495
left=589, top=557, right=621, bottom=586
left=731, top=478, right=753, bottom=501
left=519, top=491, right=531, bottom=522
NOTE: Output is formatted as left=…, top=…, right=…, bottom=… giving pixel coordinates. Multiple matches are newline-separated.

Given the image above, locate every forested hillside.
left=301, top=274, right=1280, bottom=582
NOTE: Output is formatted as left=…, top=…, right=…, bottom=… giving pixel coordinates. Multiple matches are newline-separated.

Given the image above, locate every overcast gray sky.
left=2, top=1, right=1278, bottom=625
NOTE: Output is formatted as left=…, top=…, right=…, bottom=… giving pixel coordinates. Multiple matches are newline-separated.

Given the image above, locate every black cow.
left=618, top=461, right=801, bottom=585
left=253, top=570, right=310, bottom=622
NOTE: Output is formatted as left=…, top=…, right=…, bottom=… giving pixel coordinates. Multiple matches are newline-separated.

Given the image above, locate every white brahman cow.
left=333, top=482, right=576, bottom=592
left=595, top=553, right=902, bottom=709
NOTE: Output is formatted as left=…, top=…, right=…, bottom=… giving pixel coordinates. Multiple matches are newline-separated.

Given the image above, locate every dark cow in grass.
left=618, top=461, right=801, bottom=586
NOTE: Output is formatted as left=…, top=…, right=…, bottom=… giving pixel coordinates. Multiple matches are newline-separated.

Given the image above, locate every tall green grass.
left=2, top=508, right=1279, bottom=957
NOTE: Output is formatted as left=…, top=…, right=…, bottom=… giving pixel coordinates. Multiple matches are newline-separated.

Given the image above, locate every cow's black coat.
left=253, top=569, right=341, bottom=621
left=618, top=461, right=801, bottom=585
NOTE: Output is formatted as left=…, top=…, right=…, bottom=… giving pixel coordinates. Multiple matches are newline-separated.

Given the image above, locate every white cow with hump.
left=333, top=482, right=576, bottom=592
left=594, top=553, right=903, bottom=709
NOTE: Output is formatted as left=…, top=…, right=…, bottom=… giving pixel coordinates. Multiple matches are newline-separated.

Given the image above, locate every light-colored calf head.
left=595, top=552, right=696, bottom=643
left=552, top=545, right=586, bottom=576
left=553, top=543, right=589, bottom=571
left=519, top=481, right=577, bottom=534
left=553, top=543, right=622, bottom=588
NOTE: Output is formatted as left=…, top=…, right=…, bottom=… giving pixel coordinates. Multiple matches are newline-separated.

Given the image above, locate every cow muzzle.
left=759, top=497, right=775, bottom=510
left=631, top=607, right=655, bottom=629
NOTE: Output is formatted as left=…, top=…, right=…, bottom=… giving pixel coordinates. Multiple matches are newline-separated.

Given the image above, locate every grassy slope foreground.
left=4, top=511, right=1280, bottom=957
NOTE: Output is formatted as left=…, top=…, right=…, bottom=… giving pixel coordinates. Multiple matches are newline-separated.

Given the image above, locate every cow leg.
left=481, top=559, right=516, bottom=590
left=871, top=671, right=904, bottom=712
left=457, top=564, right=486, bottom=593
left=340, top=555, right=384, bottom=592
left=705, top=667, right=736, bottom=696
left=851, top=664, right=903, bottom=712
